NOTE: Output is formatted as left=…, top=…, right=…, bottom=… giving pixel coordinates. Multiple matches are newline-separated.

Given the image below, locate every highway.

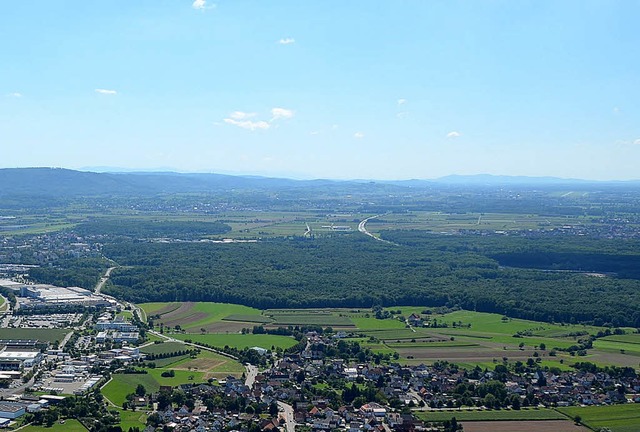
left=358, top=214, right=396, bottom=245
left=94, top=266, right=117, bottom=294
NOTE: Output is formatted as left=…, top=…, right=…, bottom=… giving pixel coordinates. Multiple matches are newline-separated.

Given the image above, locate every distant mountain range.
left=0, top=167, right=638, bottom=198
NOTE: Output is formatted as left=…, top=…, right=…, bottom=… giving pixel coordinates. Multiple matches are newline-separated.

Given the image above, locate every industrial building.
left=0, top=349, right=43, bottom=370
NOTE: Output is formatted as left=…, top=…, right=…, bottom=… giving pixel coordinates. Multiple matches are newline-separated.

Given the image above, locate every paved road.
left=244, top=364, right=259, bottom=388
left=94, top=266, right=117, bottom=294
left=59, top=330, right=75, bottom=349
left=278, top=401, right=296, bottom=432
left=358, top=214, right=396, bottom=245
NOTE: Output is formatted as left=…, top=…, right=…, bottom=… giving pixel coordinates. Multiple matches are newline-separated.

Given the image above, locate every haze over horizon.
left=2, top=1, right=639, bottom=181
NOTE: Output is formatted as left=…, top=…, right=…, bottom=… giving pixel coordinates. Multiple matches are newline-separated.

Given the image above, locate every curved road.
left=358, top=215, right=396, bottom=245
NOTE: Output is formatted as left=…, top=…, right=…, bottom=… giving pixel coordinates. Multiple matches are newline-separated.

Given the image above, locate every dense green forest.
left=382, top=231, right=640, bottom=278
left=28, top=257, right=110, bottom=289
left=73, top=219, right=232, bottom=239
left=100, top=233, right=640, bottom=327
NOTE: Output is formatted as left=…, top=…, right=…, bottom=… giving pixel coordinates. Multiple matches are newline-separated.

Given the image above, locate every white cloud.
left=310, top=131, right=320, bottom=135
left=396, top=111, right=408, bottom=119
left=229, top=111, right=256, bottom=120
left=278, top=38, right=295, bottom=45
left=271, top=107, right=294, bottom=121
left=192, top=0, right=207, bottom=9
left=634, top=139, right=640, bottom=145
left=446, top=131, right=461, bottom=138
left=354, top=132, right=365, bottom=139
left=397, top=98, right=407, bottom=105
left=223, top=118, right=270, bottom=131
left=7, top=92, right=22, bottom=98
left=95, top=89, right=117, bottom=95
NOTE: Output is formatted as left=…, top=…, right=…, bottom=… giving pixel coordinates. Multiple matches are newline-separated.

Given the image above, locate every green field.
left=103, top=369, right=206, bottom=407
left=223, top=314, right=273, bottom=324
left=600, top=333, right=640, bottom=344
left=141, top=302, right=264, bottom=332
left=146, top=368, right=204, bottom=387
left=102, top=374, right=161, bottom=406
left=268, top=313, right=354, bottom=327
left=117, top=409, right=148, bottom=431
left=594, top=334, right=640, bottom=358
left=364, top=211, right=579, bottom=235
left=351, top=316, right=406, bottom=330
left=174, top=333, right=297, bottom=350
left=416, top=408, right=566, bottom=422
left=151, top=354, right=191, bottom=367
left=21, top=419, right=88, bottom=431
left=0, top=328, right=70, bottom=343
left=558, top=404, right=640, bottom=432
left=138, top=302, right=636, bottom=370
left=169, top=349, right=245, bottom=376
left=140, top=341, right=189, bottom=355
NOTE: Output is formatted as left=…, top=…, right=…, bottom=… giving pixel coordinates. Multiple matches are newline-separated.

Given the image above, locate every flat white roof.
left=0, top=351, right=39, bottom=359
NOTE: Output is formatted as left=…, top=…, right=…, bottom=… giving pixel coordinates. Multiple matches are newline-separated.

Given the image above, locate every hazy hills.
left=1, top=167, right=638, bottom=198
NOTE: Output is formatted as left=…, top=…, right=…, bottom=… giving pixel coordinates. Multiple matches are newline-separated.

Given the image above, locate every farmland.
left=0, top=328, right=70, bottom=343
left=21, top=419, right=88, bottom=432
left=174, top=333, right=298, bottom=350
left=460, top=420, right=590, bottom=432
left=558, top=404, right=640, bottom=432
left=142, top=302, right=264, bottom=333
left=416, top=408, right=565, bottom=422
left=136, top=301, right=639, bottom=371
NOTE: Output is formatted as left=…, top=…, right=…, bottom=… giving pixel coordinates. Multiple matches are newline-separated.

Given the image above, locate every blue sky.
left=1, top=1, right=639, bottom=180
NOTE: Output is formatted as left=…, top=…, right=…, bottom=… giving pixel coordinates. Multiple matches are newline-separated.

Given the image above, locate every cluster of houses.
left=135, top=332, right=638, bottom=432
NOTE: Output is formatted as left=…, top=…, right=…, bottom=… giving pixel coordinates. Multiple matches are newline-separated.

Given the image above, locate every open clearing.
left=142, top=301, right=263, bottom=332
left=102, top=373, right=161, bottom=406
left=558, top=404, right=640, bottom=432
left=0, top=328, right=70, bottom=343
left=175, top=333, right=297, bottom=350
left=170, top=349, right=244, bottom=379
left=22, top=419, right=88, bottom=431
left=140, top=341, right=188, bottom=355
left=416, top=408, right=564, bottom=422
left=460, top=420, right=590, bottom=432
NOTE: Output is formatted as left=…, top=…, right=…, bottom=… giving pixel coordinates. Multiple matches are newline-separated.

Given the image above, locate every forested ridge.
left=101, top=233, right=640, bottom=327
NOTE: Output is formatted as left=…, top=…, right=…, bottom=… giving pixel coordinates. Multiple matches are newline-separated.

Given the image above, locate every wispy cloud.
left=446, top=131, right=461, bottom=138
left=271, top=107, right=294, bottom=121
left=278, top=38, right=295, bottom=45
left=354, top=132, right=365, bottom=139
left=310, top=131, right=320, bottom=136
left=397, top=98, right=407, bottom=105
left=223, top=107, right=294, bottom=131
left=396, top=112, right=409, bottom=119
left=192, top=0, right=214, bottom=10
left=229, top=111, right=256, bottom=120
left=7, top=92, right=22, bottom=98
left=634, top=139, right=640, bottom=145
left=223, top=118, right=270, bottom=131
left=95, top=89, right=117, bottom=95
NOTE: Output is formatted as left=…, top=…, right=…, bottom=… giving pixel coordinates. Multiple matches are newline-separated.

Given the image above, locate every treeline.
left=101, top=234, right=640, bottom=327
